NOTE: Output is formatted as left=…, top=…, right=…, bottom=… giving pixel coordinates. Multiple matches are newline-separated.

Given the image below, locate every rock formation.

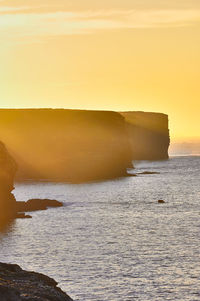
left=0, top=141, right=17, bottom=225
left=0, top=109, right=133, bottom=183
left=121, top=111, right=170, bottom=160
left=0, top=109, right=170, bottom=184
left=16, top=199, right=63, bottom=212
left=0, top=262, right=73, bottom=301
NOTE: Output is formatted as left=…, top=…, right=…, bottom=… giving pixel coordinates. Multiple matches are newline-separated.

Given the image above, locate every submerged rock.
left=0, top=262, right=73, bottom=301
left=17, top=199, right=63, bottom=212
left=138, top=171, right=160, bottom=175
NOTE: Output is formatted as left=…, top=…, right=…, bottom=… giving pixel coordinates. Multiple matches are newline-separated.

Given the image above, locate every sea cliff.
left=0, top=109, right=170, bottom=184
left=0, top=142, right=17, bottom=224
left=121, top=111, right=170, bottom=160
left=0, top=109, right=132, bottom=183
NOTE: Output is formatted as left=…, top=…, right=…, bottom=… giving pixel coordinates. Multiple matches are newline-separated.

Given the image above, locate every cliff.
left=0, top=262, right=73, bottom=301
left=0, top=142, right=17, bottom=225
left=0, top=109, right=132, bottom=183
left=121, top=111, right=170, bottom=160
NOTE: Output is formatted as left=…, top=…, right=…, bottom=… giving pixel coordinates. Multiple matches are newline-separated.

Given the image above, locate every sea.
left=0, top=156, right=200, bottom=301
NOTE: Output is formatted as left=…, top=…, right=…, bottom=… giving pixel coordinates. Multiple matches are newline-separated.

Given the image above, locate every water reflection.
left=0, top=219, right=15, bottom=238
left=0, top=156, right=199, bottom=301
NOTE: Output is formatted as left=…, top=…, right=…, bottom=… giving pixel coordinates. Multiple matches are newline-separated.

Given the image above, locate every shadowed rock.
left=0, top=285, right=21, bottom=301
left=0, top=262, right=73, bottom=301
left=0, top=109, right=170, bottom=183
left=16, top=213, right=32, bottom=219
left=17, top=199, right=63, bottom=212
left=121, top=111, right=170, bottom=160
left=0, top=141, right=17, bottom=225
left=0, top=109, right=133, bottom=183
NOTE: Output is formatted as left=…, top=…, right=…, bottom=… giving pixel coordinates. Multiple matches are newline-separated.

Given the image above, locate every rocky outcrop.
left=0, top=141, right=17, bottom=224
left=0, top=139, right=64, bottom=221
left=0, top=109, right=133, bottom=183
left=16, top=213, right=32, bottom=219
left=0, top=262, right=73, bottom=301
left=16, top=199, right=63, bottom=212
left=121, top=111, right=170, bottom=160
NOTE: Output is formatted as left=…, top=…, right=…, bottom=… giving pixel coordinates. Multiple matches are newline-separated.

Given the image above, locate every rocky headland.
left=0, top=109, right=170, bottom=221
left=0, top=109, right=133, bottom=183
left=121, top=111, right=170, bottom=160
left=0, top=262, right=73, bottom=301
left=16, top=198, right=63, bottom=218
left=0, top=109, right=170, bottom=301
left=0, top=109, right=170, bottom=184
left=0, top=139, right=63, bottom=222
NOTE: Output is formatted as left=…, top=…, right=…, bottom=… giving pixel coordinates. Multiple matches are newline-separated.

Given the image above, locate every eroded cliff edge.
left=0, top=109, right=132, bottom=183
left=121, top=111, right=170, bottom=160
left=0, top=141, right=17, bottom=224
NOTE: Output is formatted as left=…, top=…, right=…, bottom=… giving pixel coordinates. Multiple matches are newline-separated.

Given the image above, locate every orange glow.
left=0, top=0, right=200, bottom=142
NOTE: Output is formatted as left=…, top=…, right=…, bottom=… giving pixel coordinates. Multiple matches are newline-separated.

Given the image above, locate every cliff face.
left=121, top=111, right=170, bottom=160
left=0, top=109, right=170, bottom=185
left=0, top=142, right=17, bottom=224
left=0, top=109, right=132, bottom=183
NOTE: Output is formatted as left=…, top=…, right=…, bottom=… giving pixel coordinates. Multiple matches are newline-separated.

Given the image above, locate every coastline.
left=1, top=156, right=200, bottom=300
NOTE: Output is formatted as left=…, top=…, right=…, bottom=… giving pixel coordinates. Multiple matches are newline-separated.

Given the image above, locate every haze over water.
left=0, top=156, right=199, bottom=301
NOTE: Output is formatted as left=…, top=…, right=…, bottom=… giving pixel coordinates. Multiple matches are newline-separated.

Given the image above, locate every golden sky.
left=0, top=0, right=200, bottom=141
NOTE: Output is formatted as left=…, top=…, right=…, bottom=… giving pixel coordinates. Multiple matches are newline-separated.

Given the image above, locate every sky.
left=0, top=0, right=200, bottom=142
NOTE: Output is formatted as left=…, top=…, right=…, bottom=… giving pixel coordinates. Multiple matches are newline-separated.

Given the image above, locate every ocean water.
left=0, top=156, right=200, bottom=301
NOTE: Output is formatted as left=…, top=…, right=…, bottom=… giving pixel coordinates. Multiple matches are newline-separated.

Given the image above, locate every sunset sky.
left=0, top=0, right=200, bottom=142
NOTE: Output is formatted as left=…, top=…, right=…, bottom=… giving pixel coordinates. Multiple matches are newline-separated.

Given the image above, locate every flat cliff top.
left=120, top=110, right=168, bottom=116
left=120, top=111, right=169, bottom=132
left=0, top=262, right=73, bottom=301
left=0, top=108, right=126, bottom=130
left=0, top=108, right=125, bottom=120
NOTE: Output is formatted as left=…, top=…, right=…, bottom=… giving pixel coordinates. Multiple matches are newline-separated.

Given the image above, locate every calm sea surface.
left=0, top=156, right=200, bottom=301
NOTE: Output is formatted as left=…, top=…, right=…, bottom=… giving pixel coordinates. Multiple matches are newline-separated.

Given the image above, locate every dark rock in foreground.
left=17, top=199, right=63, bottom=212
left=0, top=262, right=73, bottom=301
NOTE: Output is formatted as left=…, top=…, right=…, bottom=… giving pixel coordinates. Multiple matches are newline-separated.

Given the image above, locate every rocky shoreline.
left=0, top=262, right=73, bottom=301
left=0, top=109, right=170, bottom=300
left=0, top=144, right=71, bottom=299
left=16, top=198, right=63, bottom=218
